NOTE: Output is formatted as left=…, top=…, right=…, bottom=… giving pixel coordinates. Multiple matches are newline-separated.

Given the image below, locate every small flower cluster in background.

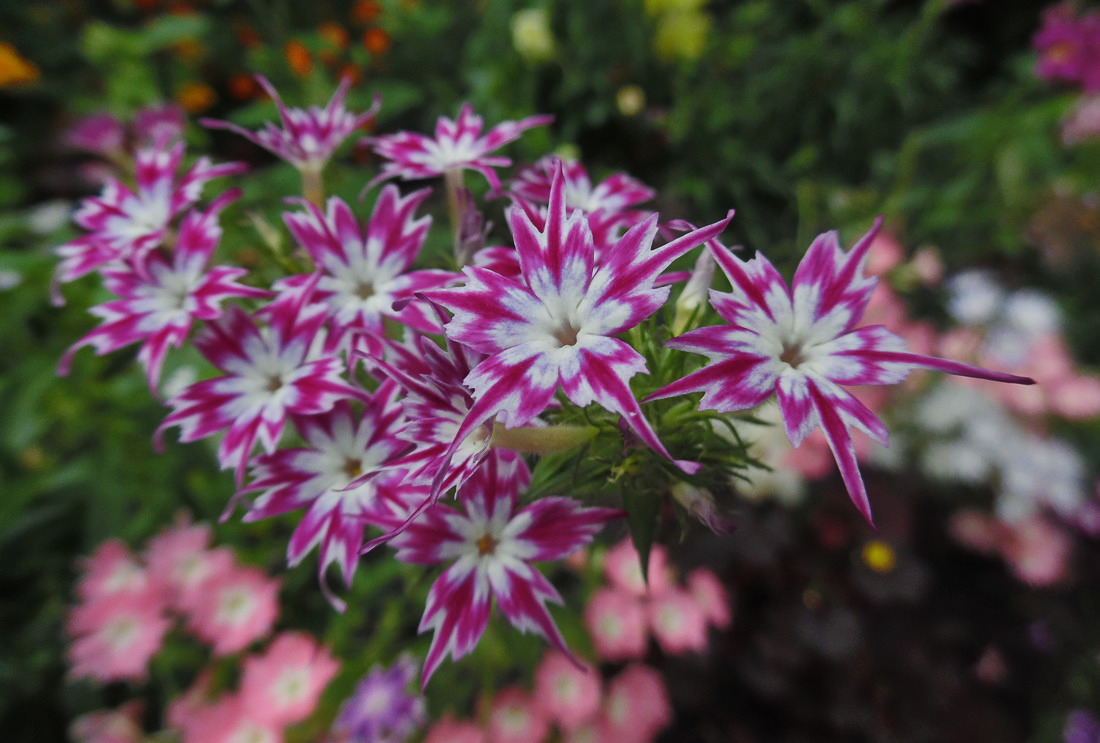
left=67, top=519, right=341, bottom=743
left=585, top=539, right=730, bottom=660
left=1034, top=2, right=1100, bottom=144
left=423, top=652, right=673, bottom=743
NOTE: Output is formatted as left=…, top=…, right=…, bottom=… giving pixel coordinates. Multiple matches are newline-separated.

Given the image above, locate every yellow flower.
left=861, top=540, right=897, bottom=574
left=176, top=81, right=216, bottom=113
left=616, top=85, right=645, bottom=116
left=0, top=43, right=39, bottom=87
left=511, top=8, right=555, bottom=62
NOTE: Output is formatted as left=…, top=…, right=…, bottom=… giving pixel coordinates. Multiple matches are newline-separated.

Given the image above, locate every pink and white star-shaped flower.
left=241, top=390, right=426, bottom=608
left=202, top=75, right=379, bottom=173
left=648, top=218, right=1034, bottom=524
left=157, top=282, right=362, bottom=486
left=59, top=192, right=269, bottom=392
left=390, top=455, right=622, bottom=687
left=509, top=156, right=655, bottom=251
left=280, top=186, right=457, bottom=347
left=423, top=161, right=733, bottom=489
left=54, top=139, right=245, bottom=294
left=365, top=103, right=552, bottom=192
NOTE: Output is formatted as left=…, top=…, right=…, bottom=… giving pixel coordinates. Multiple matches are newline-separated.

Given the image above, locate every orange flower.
left=228, top=73, right=259, bottom=100
left=176, top=81, right=216, bottom=113
left=284, top=40, right=313, bottom=77
left=362, top=27, right=390, bottom=57
left=351, top=0, right=382, bottom=24
left=0, top=43, right=39, bottom=87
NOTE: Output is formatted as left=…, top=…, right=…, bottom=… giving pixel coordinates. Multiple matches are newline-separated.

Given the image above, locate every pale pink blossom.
left=648, top=587, right=708, bottom=654
left=185, top=565, right=279, bottom=655
left=76, top=540, right=158, bottom=604
left=600, top=664, right=672, bottom=743
left=533, top=651, right=601, bottom=731
left=602, top=539, right=672, bottom=597
left=240, top=632, right=339, bottom=727
left=70, top=701, right=143, bottom=743
left=687, top=568, right=731, bottom=629
left=181, top=695, right=283, bottom=743
left=484, top=686, right=550, bottom=743
left=423, top=714, right=486, bottom=743
left=1004, top=515, right=1072, bottom=586
left=584, top=587, right=647, bottom=661
left=67, top=594, right=171, bottom=682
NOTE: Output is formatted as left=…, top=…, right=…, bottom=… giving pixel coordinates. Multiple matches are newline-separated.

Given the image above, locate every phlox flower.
left=144, top=519, right=227, bottom=610
left=366, top=103, right=552, bottom=192
left=241, top=391, right=424, bottom=607
left=60, top=193, right=269, bottom=391
left=167, top=670, right=215, bottom=733
left=280, top=186, right=457, bottom=345
left=391, top=456, right=622, bottom=686
left=55, top=139, right=244, bottom=293
left=70, top=701, right=144, bottom=743
left=424, top=162, right=733, bottom=490
left=202, top=75, right=379, bottom=173
left=533, top=651, right=602, bottom=732
left=686, top=568, right=731, bottom=629
left=484, top=686, right=550, bottom=743
left=602, top=539, right=673, bottom=597
left=648, top=218, right=1034, bottom=524
left=64, top=113, right=126, bottom=156
left=75, top=540, right=157, bottom=604
left=240, top=632, right=339, bottom=727
left=330, top=655, right=426, bottom=743
left=185, top=564, right=279, bottom=655
left=181, top=695, right=283, bottom=743
left=583, top=587, right=648, bottom=661
left=599, top=664, right=672, bottom=743
left=647, top=587, right=708, bottom=654
left=67, top=594, right=171, bottom=682
left=158, top=283, right=362, bottom=485
left=423, top=715, right=485, bottom=743
left=509, top=156, right=655, bottom=250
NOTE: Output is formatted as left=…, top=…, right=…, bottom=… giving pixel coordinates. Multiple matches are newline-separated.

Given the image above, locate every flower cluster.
left=328, top=656, right=426, bottom=743
left=422, top=650, right=673, bottom=743
left=68, top=521, right=339, bottom=743
left=1033, top=3, right=1100, bottom=144
left=585, top=539, right=730, bottom=660
left=56, top=77, right=1033, bottom=684
left=66, top=520, right=280, bottom=684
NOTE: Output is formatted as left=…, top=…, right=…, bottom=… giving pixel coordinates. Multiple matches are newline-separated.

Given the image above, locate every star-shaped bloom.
left=54, top=139, right=245, bottom=294
left=647, top=218, right=1035, bottom=524
left=509, top=156, right=655, bottom=250
left=390, top=455, right=622, bottom=687
left=423, top=161, right=733, bottom=488
left=280, top=186, right=457, bottom=346
left=365, top=103, right=552, bottom=192
left=241, top=390, right=425, bottom=608
left=157, top=283, right=362, bottom=486
left=59, top=192, right=269, bottom=392
left=202, top=75, right=379, bottom=172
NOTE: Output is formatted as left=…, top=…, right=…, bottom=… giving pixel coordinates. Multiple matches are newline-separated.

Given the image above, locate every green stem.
left=444, top=167, right=465, bottom=265
left=490, top=423, right=598, bottom=454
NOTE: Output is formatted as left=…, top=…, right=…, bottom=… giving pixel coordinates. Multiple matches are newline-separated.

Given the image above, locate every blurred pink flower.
left=240, top=632, right=339, bottom=727
left=423, top=714, right=486, bottom=743
left=648, top=588, right=709, bottom=654
left=584, top=587, right=648, bottom=661
left=600, top=664, right=672, bottom=743
left=67, top=593, right=171, bottom=682
left=484, top=686, right=550, bottom=743
left=182, top=695, right=283, bottom=743
left=185, top=565, right=279, bottom=655
left=70, top=701, right=143, bottom=743
left=533, top=651, right=601, bottom=731
left=167, top=670, right=215, bottom=733
left=687, top=568, right=732, bottom=629
left=1004, top=515, right=1072, bottom=586
left=76, top=540, right=159, bottom=604
left=603, top=540, right=672, bottom=597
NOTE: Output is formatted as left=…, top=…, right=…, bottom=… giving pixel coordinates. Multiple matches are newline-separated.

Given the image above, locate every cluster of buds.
left=55, top=75, right=1032, bottom=684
